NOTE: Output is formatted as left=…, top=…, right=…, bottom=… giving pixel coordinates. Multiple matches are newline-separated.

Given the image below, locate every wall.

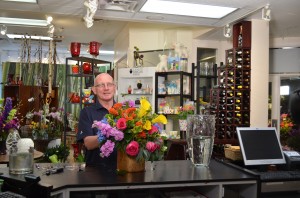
left=269, top=48, right=300, bottom=73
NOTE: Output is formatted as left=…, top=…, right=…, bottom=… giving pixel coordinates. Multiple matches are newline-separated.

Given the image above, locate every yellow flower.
left=143, top=120, right=152, bottom=130
left=138, top=98, right=151, bottom=118
left=152, top=115, right=167, bottom=124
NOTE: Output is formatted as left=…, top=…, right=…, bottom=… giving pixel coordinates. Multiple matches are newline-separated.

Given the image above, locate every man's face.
left=92, top=74, right=116, bottom=102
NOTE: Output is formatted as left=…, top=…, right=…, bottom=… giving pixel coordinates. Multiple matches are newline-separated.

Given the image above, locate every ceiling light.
left=0, top=17, right=48, bottom=27
left=100, top=50, right=114, bottom=55
left=0, top=0, right=37, bottom=3
left=1, top=25, right=7, bottom=35
left=262, top=4, right=271, bottom=21
left=6, top=34, right=53, bottom=40
left=224, top=24, right=232, bottom=38
left=140, top=0, right=237, bottom=18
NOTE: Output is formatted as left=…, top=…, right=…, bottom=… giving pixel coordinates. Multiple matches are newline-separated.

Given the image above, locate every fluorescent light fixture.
left=0, top=0, right=36, bottom=3
left=280, top=85, right=289, bottom=95
left=140, top=0, right=237, bottom=18
left=6, top=34, right=53, bottom=40
left=100, top=50, right=114, bottom=55
left=0, top=17, right=48, bottom=27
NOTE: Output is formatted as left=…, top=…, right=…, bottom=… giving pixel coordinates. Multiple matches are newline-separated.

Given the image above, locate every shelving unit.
left=117, top=67, right=155, bottom=107
left=192, top=62, right=218, bottom=114
left=63, top=56, right=111, bottom=149
left=210, top=21, right=251, bottom=145
left=4, top=85, right=58, bottom=125
left=154, top=71, right=193, bottom=115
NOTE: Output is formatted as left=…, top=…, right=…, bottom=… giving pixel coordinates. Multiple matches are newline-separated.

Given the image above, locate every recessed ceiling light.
left=140, top=0, right=237, bottom=18
left=0, top=17, right=48, bottom=27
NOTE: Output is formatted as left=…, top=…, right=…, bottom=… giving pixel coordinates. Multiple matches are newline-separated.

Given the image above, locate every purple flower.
left=122, top=100, right=135, bottom=107
left=100, top=140, right=115, bottom=157
left=111, top=128, right=124, bottom=141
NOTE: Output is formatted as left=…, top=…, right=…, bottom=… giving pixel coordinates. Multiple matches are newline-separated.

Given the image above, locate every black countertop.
left=0, top=159, right=257, bottom=193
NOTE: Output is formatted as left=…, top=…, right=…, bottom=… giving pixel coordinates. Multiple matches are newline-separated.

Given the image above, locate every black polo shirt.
left=77, top=99, right=117, bottom=169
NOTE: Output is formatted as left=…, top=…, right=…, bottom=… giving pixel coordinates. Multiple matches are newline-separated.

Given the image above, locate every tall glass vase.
left=186, top=115, right=215, bottom=166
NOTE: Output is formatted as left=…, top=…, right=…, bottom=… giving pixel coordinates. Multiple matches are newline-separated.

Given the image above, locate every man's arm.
left=77, top=108, right=99, bottom=150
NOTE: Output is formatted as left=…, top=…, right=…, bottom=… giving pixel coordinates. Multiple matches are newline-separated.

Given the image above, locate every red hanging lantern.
left=89, top=41, right=101, bottom=57
left=70, top=42, right=81, bottom=57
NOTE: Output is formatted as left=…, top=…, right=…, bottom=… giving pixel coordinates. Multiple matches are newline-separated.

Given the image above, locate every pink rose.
left=146, top=142, right=157, bottom=153
left=116, top=118, right=127, bottom=130
left=148, top=125, right=158, bottom=135
left=126, top=141, right=139, bottom=156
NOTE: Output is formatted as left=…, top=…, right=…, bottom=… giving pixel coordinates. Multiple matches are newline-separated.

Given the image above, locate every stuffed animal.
left=156, top=54, right=168, bottom=72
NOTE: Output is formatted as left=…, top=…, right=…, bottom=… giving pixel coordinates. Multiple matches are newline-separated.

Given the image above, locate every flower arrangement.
left=280, top=113, right=294, bottom=142
left=280, top=114, right=300, bottom=151
left=177, top=102, right=195, bottom=120
left=0, top=97, right=21, bottom=137
left=92, top=98, right=168, bottom=162
left=30, top=107, right=64, bottom=139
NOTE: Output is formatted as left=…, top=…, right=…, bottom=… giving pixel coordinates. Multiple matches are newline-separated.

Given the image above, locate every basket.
left=224, top=146, right=243, bottom=161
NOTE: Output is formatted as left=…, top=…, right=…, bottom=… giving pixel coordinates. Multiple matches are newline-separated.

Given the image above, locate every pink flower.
left=146, top=142, right=157, bottom=153
left=100, top=140, right=115, bottom=157
left=126, top=141, right=139, bottom=156
left=148, top=125, right=158, bottom=135
left=116, top=118, right=127, bottom=130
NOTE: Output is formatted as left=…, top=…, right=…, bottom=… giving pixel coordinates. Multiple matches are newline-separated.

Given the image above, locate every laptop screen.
left=236, top=127, right=286, bottom=166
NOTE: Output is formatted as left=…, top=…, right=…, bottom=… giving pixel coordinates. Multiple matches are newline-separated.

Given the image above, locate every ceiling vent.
left=99, top=0, right=138, bottom=12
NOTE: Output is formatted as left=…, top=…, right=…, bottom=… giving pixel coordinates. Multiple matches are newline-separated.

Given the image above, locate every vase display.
left=70, top=42, right=81, bottom=57
left=89, top=41, right=101, bottom=57
left=117, top=151, right=145, bottom=172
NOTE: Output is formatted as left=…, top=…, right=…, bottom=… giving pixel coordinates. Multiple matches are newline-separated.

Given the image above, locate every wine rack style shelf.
left=233, top=21, right=251, bottom=48
left=210, top=48, right=251, bottom=145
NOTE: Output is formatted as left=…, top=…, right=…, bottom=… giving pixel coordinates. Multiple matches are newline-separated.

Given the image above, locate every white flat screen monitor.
left=236, top=127, right=286, bottom=166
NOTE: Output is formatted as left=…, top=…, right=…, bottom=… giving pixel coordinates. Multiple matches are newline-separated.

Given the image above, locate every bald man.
left=77, top=73, right=117, bottom=168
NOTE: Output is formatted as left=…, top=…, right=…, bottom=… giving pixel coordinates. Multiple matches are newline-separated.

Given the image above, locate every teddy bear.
left=156, top=54, right=168, bottom=72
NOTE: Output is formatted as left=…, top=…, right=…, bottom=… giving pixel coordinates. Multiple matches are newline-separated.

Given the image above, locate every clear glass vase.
left=6, top=128, right=34, bottom=174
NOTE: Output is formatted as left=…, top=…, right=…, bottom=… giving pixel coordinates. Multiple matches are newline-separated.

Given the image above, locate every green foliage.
left=43, top=144, right=70, bottom=163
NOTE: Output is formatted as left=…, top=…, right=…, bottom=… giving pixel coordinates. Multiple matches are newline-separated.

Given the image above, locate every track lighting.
left=224, top=24, right=232, bottom=38
left=1, top=25, right=7, bottom=35
left=46, top=16, right=53, bottom=24
left=262, top=4, right=271, bottom=21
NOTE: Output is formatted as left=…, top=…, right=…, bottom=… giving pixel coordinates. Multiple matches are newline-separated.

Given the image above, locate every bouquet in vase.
left=92, top=98, right=168, bottom=162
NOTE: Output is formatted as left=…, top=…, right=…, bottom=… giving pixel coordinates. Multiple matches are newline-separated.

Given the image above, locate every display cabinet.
left=117, top=67, right=155, bottom=107
left=155, top=71, right=193, bottom=115
left=63, top=56, right=111, bottom=149
left=192, top=62, right=218, bottom=114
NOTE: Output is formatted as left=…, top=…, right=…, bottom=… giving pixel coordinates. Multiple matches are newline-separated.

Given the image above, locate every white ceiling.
left=0, top=0, right=300, bottom=59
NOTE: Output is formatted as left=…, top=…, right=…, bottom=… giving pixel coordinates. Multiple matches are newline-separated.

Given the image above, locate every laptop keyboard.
left=0, top=191, right=26, bottom=198
left=259, top=171, right=300, bottom=181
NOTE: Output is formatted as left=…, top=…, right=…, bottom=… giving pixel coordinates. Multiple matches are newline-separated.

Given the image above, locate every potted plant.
left=177, top=102, right=195, bottom=132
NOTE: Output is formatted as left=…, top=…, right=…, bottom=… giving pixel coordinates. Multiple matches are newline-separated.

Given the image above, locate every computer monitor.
left=236, top=127, right=286, bottom=166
